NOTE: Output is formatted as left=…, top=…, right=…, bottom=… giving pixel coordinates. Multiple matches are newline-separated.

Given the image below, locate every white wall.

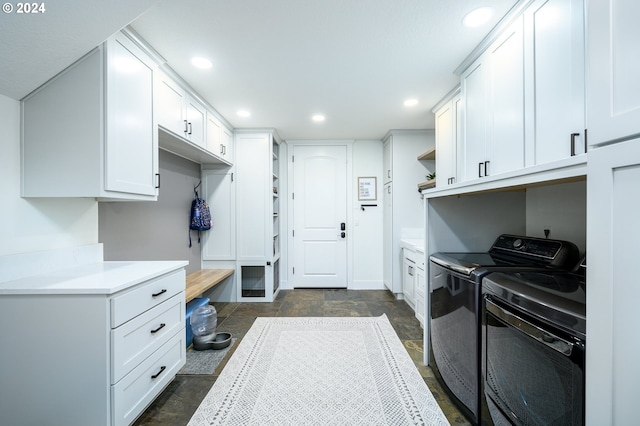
left=352, top=140, right=384, bottom=289
left=0, top=94, right=98, bottom=256
left=525, top=180, right=586, bottom=254
left=98, top=150, right=201, bottom=273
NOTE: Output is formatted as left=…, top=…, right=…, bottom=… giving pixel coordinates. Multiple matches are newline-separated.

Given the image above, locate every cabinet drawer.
left=111, top=331, right=185, bottom=426
left=405, top=249, right=419, bottom=264
left=111, top=293, right=185, bottom=383
left=111, top=269, right=185, bottom=328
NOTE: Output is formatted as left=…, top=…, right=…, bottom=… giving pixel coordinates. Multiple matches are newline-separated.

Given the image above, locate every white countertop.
left=400, top=239, right=425, bottom=253
left=0, top=261, right=188, bottom=295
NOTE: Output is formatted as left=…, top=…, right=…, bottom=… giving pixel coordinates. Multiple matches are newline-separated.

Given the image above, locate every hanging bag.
left=189, top=182, right=212, bottom=247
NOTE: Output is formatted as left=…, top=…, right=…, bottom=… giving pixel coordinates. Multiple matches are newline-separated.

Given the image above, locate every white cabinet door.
left=236, top=133, right=271, bottom=261
left=435, top=100, right=454, bottom=186
left=156, top=72, right=186, bottom=136
left=415, top=265, right=425, bottom=326
left=434, top=91, right=461, bottom=187
left=587, top=0, right=640, bottom=145
left=526, top=0, right=586, bottom=164
left=383, top=138, right=392, bottom=184
left=402, top=254, right=415, bottom=307
left=487, top=16, right=525, bottom=176
left=222, top=126, right=234, bottom=163
left=105, top=35, right=158, bottom=196
left=462, top=57, right=488, bottom=181
left=185, top=95, right=206, bottom=147
left=21, top=32, right=158, bottom=200
left=206, top=113, right=222, bottom=156
left=202, top=171, right=235, bottom=260
left=382, top=183, right=393, bottom=291
left=587, top=138, right=640, bottom=425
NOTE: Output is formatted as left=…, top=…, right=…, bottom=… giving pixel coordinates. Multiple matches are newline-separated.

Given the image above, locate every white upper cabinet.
left=22, top=32, right=159, bottom=200
left=525, top=0, right=586, bottom=164
left=222, top=126, right=234, bottom=163
left=487, top=15, right=525, bottom=177
left=433, top=87, right=461, bottom=187
left=461, top=17, right=526, bottom=183
left=587, top=0, right=640, bottom=145
left=383, top=139, right=392, bottom=184
left=461, top=56, right=489, bottom=181
left=206, top=113, right=234, bottom=163
left=185, top=95, right=206, bottom=147
left=156, top=71, right=232, bottom=166
left=156, top=72, right=205, bottom=148
left=156, top=74, right=186, bottom=136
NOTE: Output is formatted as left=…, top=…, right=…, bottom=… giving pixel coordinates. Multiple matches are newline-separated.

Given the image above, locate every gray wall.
left=99, top=150, right=202, bottom=273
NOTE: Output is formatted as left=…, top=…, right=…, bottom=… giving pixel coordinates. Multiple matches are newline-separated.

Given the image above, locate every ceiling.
left=1, top=0, right=517, bottom=140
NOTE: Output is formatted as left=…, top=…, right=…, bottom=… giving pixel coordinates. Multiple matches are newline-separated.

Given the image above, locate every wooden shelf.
left=417, top=179, right=436, bottom=190
left=417, top=147, right=436, bottom=161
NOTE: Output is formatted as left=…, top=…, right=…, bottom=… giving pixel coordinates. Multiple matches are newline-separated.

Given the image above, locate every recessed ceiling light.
left=237, top=110, right=251, bottom=117
left=312, top=114, right=325, bottom=122
left=403, top=99, right=419, bottom=107
left=463, top=7, right=494, bottom=28
left=191, top=57, right=212, bottom=69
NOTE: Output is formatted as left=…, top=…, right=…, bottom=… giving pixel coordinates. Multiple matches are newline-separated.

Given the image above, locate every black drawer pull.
left=151, top=365, right=166, bottom=379
left=150, top=323, right=166, bottom=334
left=152, top=289, right=167, bottom=297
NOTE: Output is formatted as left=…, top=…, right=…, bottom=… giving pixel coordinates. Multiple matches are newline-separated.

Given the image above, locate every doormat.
left=179, top=338, right=237, bottom=375
left=187, top=315, right=449, bottom=425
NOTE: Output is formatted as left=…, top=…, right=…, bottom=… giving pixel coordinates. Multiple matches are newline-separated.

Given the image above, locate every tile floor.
left=134, top=289, right=470, bottom=425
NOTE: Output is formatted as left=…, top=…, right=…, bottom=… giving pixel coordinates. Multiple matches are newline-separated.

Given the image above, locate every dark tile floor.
left=134, top=289, right=470, bottom=425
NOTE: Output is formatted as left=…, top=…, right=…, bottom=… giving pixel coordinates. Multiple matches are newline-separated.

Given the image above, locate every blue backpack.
left=189, top=183, right=211, bottom=247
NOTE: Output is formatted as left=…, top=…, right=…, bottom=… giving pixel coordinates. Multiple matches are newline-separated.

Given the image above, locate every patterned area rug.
left=187, top=315, right=449, bottom=425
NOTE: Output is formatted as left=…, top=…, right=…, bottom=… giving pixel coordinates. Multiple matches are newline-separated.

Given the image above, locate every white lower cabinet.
left=0, top=266, right=186, bottom=426
left=414, top=254, right=426, bottom=327
left=402, top=247, right=426, bottom=327
left=402, top=250, right=416, bottom=308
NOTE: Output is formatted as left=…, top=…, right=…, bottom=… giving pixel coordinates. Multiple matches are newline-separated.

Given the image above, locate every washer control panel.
left=491, top=235, right=569, bottom=262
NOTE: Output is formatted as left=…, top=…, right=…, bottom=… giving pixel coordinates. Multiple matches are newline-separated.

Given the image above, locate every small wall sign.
left=358, top=177, right=377, bottom=201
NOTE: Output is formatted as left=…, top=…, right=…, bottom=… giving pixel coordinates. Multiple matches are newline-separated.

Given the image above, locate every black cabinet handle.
left=484, top=161, right=490, bottom=177
left=152, top=289, right=167, bottom=297
left=188, top=122, right=193, bottom=135
left=183, top=120, right=188, bottom=133
left=151, top=366, right=166, bottom=379
left=478, top=162, right=483, bottom=178
left=155, top=173, right=160, bottom=189
left=584, top=128, right=588, bottom=153
left=150, top=323, right=166, bottom=334
left=570, top=132, right=580, bottom=156
left=220, top=143, right=224, bottom=155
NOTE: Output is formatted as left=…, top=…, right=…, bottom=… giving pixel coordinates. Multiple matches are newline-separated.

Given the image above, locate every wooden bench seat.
left=185, top=269, right=234, bottom=303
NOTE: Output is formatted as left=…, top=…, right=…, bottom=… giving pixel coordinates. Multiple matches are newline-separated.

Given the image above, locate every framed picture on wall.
left=358, top=177, right=377, bottom=201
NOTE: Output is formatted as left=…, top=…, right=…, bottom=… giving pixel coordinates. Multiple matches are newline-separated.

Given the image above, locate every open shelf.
left=418, top=179, right=436, bottom=190
left=417, top=147, right=436, bottom=161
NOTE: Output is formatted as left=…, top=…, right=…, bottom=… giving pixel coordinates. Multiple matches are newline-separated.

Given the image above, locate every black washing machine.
left=429, top=235, right=579, bottom=425
left=481, top=258, right=586, bottom=425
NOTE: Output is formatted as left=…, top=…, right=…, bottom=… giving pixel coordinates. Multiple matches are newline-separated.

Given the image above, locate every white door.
left=291, top=145, right=348, bottom=288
